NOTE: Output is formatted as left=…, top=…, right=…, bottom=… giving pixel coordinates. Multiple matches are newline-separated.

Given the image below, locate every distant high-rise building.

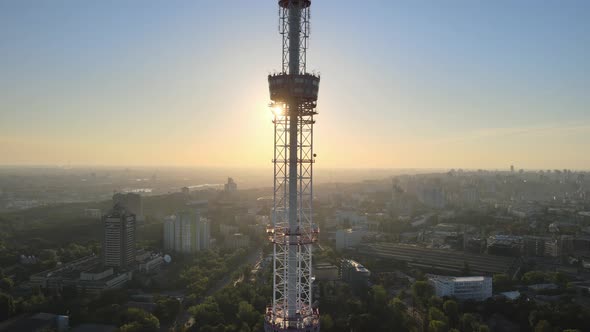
left=461, top=186, right=479, bottom=204
left=163, top=210, right=210, bottom=254
left=417, top=186, right=446, bottom=209
left=84, top=208, right=102, bottom=219
left=163, top=215, right=176, bottom=251
left=177, top=211, right=199, bottom=253
left=224, top=177, right=237, bottom=192
left=187, top=200, right=209, bottom=215
left=200, top=219, right=210, bottom=250
left=103, top=205, right=136, bottom=269
left=510, top=165, right=515, bottom=173
left=113, top=193, right=143, bottom=220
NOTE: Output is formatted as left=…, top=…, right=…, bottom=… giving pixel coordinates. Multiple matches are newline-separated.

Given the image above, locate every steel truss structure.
left=265, top=1, right=320, bottom=331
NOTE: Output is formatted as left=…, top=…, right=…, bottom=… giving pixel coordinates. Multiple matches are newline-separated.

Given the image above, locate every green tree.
left=460, top=313, right=479, bottom=332
left=534, top=320, right=552, bottom=332
left=119, top=308, right=160, bottom=332
left=0, top=278, right=14, bottom=292
left=522, top=271, right=547, bottom=285
left=188, top=298, right=223, bottom=327
left=368, top=285, right=388, bottom=316
left=93, top=304, right=121, bottom=325
left=428, top=307, right=448, bottom=324
left=154, top=296, right=181, bottom=323
left=238, top=322, right=251, bottom=332
left=0, top=292, right=15, bottom=320
left=236, top=301, right=259, bottom=329
left=412, top=281, right=434, bottom=307
left=320, top=314, right=334, bottom=331
left=388, top=298, right=413, bottom=331
left=548, top=272, right=568, bottom=286
left=429, top=296, right=443, bottom=309
left=429, top=320, right=448, bottom=332
left=118, top=322, right=144, bottom=332
left=351, top=313, right=379, bottom=332
left=492, top=274, right=512, bottom=292
left=199, top=324, right=228, bottom=332
left=478, top=325, right=490, bottom=332
left=443, top=300, right=459, bottom=327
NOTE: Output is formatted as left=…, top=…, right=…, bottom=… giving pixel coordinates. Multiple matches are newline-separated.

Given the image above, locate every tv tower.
left=265, top=0, right=320, bottom=331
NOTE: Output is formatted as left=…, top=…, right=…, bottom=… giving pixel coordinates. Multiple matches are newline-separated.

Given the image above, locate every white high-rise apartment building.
left=163, top=210, right=210, bottom=254
left=163, top=216, right=176, bottom=251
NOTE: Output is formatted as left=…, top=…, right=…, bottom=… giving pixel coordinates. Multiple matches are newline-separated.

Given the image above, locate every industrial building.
left=427, top=274, right=492, bottom=301
left=359, top=243, right=521, bottom=278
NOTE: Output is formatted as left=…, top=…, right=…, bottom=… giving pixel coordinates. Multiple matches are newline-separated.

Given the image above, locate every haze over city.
left=1, top=1, right=589, bottom=169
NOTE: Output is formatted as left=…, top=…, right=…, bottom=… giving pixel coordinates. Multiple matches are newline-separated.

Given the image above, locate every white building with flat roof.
left=427, top=275, right=492, bottom=301
left=335, top=229, right=366, bottom=251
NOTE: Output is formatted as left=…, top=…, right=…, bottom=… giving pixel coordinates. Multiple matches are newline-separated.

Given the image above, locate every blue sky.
left=1, top=1, right=589, bottom=169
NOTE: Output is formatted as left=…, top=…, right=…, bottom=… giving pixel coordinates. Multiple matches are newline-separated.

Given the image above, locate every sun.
left=271, top=105, right=284, bottom=117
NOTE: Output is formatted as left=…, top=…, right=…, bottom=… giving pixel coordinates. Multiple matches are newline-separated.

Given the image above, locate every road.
left=171, top=247, right=263, bottom=330
left=202, top=247, right=262, bottom=299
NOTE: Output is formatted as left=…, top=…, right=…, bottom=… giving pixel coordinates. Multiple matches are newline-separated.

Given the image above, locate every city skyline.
left=1, top=0, right=589, bottom=170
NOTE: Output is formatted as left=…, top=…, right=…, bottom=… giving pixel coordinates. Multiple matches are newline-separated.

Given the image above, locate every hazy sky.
left=1, top=1, right=589, bottom=170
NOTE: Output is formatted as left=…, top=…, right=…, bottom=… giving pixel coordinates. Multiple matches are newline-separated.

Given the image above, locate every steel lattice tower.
left=264, top=0, right=320, bottom=331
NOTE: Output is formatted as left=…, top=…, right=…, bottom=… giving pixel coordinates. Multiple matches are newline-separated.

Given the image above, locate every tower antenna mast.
left=265, top=0, right=320, bottom=331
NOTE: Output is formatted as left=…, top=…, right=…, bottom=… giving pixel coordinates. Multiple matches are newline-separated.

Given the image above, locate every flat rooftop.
left=454, top=276, right=485, bottom=282
left=428, top=275, right=487, bottom=283
left=343, top=259, right=369, bottom=273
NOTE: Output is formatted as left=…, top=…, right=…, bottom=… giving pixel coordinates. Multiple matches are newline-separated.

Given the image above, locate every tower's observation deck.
left=265, top=0, right=320, bottom=331
left=268, top=74, right=320, bottom=105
